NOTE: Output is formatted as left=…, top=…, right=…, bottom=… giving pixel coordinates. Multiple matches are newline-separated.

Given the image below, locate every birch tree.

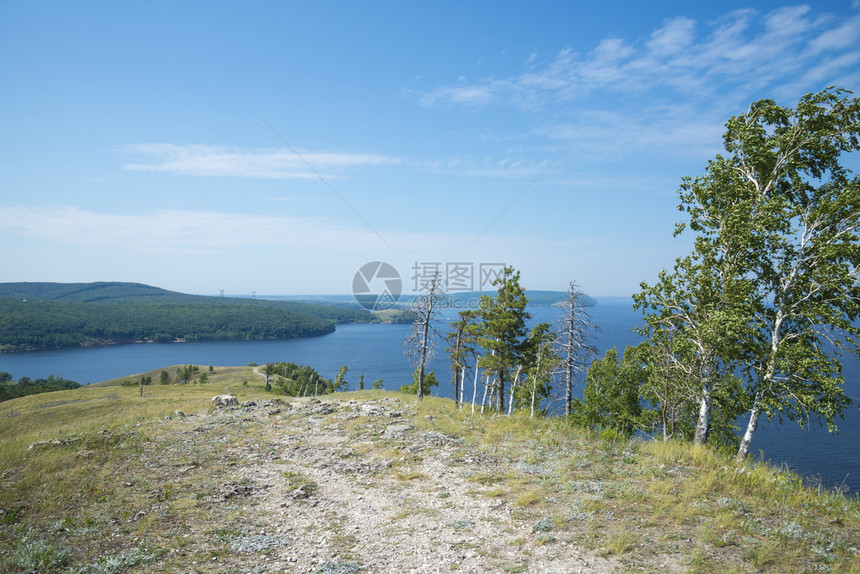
left=574, top=347, right=642, bottom=436
left=634, top=256, right=751, bottom=445
left=517, top=322, right=559, bottom=417
left=632, top=327, right=699, bottom=442
left=446, top=309, right=479, bottom=407
left=664, top=87, right=860, bottom=459
left=722, top=91, right=860, bottom=461
left=556, top=281, right=599, bottom=417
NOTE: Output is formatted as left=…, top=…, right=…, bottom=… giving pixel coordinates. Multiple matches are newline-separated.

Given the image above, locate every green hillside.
left=0, top=282, right=376, bottom=352
left=0, top=281, right=191, bottom=303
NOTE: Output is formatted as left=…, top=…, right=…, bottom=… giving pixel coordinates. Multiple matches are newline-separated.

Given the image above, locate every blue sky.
left=1, top=1, right=859, bottom=297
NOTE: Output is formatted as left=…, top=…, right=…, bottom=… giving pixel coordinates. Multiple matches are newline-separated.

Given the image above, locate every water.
left=1, top=301, right=858, bottom=494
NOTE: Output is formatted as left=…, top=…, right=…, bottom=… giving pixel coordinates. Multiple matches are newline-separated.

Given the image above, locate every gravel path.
left=178, top=396, right=623, bottom=573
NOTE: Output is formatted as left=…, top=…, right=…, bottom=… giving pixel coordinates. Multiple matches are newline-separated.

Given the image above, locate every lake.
left=2, top=300, right=858, bottom=495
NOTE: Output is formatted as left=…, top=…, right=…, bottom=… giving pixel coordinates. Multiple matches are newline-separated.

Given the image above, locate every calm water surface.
left=2, top=301, right=858, bottom=494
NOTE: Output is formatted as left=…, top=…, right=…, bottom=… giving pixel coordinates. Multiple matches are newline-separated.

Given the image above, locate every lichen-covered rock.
left=211, top=394, right=239, bottom=407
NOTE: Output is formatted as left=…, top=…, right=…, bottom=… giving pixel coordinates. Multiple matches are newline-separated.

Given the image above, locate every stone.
left=211, top=394, right=239, bottom=407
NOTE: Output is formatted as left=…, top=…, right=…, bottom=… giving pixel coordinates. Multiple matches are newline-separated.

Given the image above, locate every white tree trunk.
left=738, top=312, right=783, bottom=460
left=471, top=358, right=481, bottom=415
left=694, top=377, right=712, bottom=445
left=480, top=374, right=490, bottom=415
left=530, top=376, right=537, bottom=418
left=459, top=367, right=466, bottom=406
left=737, top=399, right=760, bottom=461
left=507, top=366, right=522, bottom=415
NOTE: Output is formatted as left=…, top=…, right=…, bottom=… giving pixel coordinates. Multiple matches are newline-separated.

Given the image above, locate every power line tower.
left=251, top=291, right=257, bottom=300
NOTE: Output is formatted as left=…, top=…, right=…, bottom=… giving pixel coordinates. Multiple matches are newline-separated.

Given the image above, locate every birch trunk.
left=507, top=366, right=522, bottom=415
left=530, top=376, right=537, bottom=418
left=737, top=399, right=760, bottom=461
left=693, top=379, right=712, bottom=445
left=471, top=359, right=480, bottom=414
left=480, top=374, right=490, bottom=415
left=738, top=311, right=783, bottom=460
left=459, top=368, right=466, bottom=407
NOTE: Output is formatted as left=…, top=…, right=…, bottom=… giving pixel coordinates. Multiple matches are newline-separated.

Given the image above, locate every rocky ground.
left=142, top=396, right=636, bottom=573
left=7, top=388, right=855, bottom=573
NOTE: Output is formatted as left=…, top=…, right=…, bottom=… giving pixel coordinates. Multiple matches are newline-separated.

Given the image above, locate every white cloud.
left=810, top=16, right=860, bottom=53
left=417, top=5, right=859, bottom=108
left=123, top=144, right=400, bottom=179
left=0, top=206, right=384, bottom=253
left=0, top=205, right=609, bottom=276
left=418, top=84, right=496, bottom=106
left=647, top=16, right=696, bottom=56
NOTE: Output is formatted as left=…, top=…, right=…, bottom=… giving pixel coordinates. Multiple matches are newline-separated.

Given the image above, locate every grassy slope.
left=1, top=371, right=858, bottom=573
left=89, top=365, right=259, bottom=388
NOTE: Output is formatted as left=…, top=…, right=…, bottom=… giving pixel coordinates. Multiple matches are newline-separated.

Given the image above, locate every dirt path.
left=168, top=396, right=625, bottom=573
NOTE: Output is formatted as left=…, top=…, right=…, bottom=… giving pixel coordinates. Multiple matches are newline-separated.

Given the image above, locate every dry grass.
left=1, top=375, right=860, bottom=573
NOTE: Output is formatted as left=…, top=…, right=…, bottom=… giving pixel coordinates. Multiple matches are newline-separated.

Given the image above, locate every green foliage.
left=573, top=347, right=642, bottom=436
left=512, top=322, right=558, bottom=414
left=372, top=378, right=384, bottom=390
left=175, top=365, right=199, bottom=384
left=0, top=281, right=377, bottom=352
left=400, top=370, right=438, bottom=395
left=262, top=362, right=277, bottom=392
left=446, top=309, right=480, bottom=405
left=273, top=362, right=332, bottom=396
left=333, top=365, right=349, bottom=392
left=635, top=87, right=860, bottom=459
left=478, top=267, right=531, bottom=412
left=0, top=374, right=80, bottom=402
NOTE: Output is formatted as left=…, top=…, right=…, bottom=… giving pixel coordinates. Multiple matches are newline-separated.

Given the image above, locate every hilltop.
left=0, top=282, right=376, bottom=352
left=1, top=369, right=858, bottom=573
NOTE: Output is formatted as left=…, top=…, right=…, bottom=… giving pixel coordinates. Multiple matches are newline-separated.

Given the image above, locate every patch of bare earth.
left=139, top=397, right=678, bottom=573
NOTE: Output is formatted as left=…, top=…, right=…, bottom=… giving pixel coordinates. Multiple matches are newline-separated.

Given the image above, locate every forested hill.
left=0, top=282, right=376, bottom=352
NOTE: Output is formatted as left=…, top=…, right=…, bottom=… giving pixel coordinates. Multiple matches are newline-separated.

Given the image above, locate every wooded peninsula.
left=0, top=282, right=376, bottom=352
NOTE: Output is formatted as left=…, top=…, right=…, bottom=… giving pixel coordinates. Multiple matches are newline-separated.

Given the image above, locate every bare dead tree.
left=405, top=271, right=444, bottom=400
left=556, top=281, right=600, bottom=417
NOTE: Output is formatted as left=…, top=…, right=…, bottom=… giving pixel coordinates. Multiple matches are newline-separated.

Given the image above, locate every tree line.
left=0, top=299, right=341, bottom=352
left=405, top=87, right=860, bottom=462
left=407, top=267, right=600, bottom=417
left=0, top=372, right=80, bottom=402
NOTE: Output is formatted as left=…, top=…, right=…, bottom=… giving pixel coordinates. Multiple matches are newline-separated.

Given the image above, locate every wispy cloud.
left=0, top=205, right=590, bottom=258
left=0, top=206, right=383, bottom=253
left=123, top=144, right=400, bottom=179
left=417, top=6, right=860, bottom=108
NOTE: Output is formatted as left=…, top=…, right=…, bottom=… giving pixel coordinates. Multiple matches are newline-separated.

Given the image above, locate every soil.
left=161, top=396, right=629, bottom=573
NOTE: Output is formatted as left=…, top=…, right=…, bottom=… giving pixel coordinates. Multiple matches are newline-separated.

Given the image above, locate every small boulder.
left=211, top=394, right=239, bottom=408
